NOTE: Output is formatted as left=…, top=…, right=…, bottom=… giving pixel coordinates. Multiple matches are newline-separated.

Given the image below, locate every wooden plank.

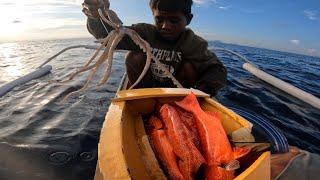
left=98, top=101, right=131, bottom=179
left=113, top=88, right=209, bottom=102
left=93, top=163, right=103, bottom=180
left=134, top=112, right=167, bottom=179
left=235, top=152, right=270, bottom=180
left=121, top=105, right=150, bottom=179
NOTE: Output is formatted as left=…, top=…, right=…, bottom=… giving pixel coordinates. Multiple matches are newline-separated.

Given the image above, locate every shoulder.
left=182, top=29, right=208, bottom=48
left=181, top=29, right=209, bottom=54
left=185, top=29, right=207, bottom=42
left=130, top=23, right=156, bottom=32
left=128, top=23, right=157, bottom=39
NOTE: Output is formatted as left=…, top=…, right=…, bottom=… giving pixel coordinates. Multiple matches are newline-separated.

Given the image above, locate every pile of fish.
left=147, top=93, right=250, bottom=180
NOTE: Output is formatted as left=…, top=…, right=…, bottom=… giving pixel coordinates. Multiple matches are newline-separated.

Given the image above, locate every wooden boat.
left=94, top=87, right=270, bottom=180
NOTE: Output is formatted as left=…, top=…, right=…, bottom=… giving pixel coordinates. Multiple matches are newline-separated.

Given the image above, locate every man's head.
left=150, top=0, right=193, bottom=41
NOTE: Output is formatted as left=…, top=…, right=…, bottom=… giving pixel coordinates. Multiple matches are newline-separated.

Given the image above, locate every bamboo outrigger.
left=94, top=88, right=270, bottom=180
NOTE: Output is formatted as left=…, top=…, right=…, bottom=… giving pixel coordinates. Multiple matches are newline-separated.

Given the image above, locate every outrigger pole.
left=213, top=48, right=320, bottom=110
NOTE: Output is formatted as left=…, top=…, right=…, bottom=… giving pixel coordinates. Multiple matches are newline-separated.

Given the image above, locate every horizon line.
left=0, top=36, right=319, bottom=59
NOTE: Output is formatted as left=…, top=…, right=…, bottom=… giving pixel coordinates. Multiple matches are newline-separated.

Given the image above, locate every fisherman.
left=82, top=0, right=320, bottom=179
left=82, top=0, right=227, bottom=97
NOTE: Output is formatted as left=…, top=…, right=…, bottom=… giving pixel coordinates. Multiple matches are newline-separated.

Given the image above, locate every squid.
left=62, top=2, right=182, bottom=100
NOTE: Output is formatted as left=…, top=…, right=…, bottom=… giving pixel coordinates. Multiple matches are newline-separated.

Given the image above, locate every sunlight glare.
left=0, top=3, right=26, bottom=37
left=0, top=43, right=25, bottom=81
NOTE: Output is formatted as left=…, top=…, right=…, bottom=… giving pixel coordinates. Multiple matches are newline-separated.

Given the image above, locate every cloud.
left=303, top=9, right=318, bottom=20
left=219, top=5, right=231, bottom=10
left=307, top=48, right=317, bottom=55
left=0, top=0, right=92, bottom=43
left=32, top=18, right=85, bottom=30
left=193, top=0, right=217, bottom=5
left=290, top=39, right=300, bottom=45
left=0, top=0, right=83, bottom=6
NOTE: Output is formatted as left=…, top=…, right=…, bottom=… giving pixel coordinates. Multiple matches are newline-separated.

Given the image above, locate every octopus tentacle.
left=61, top=31, right=118, bottom=101
left=129, top=50, right=152, bottom=89
left=126, top=29, right=183, bottom=88
left=82, top=30, right=117, bottom=69
left=105, top=9, right=123, bottom=26
left=98, top=32, right=125, bottom=86
left=58, top=64, right=96, bottom=84
left=98, top=9, right=117, bottom=29
left=83, top=35, right=110, bottom=68
left=150, top=53, right=183, bottom=88
left=59, top=31, right=117, bottom=84
left=69, top=31, right=117, bottom=81
left=76, top=31, right=118, bottom=89
left=125, top=29, right=152, bottom=89
left=62, top=5, right=183, bottom=102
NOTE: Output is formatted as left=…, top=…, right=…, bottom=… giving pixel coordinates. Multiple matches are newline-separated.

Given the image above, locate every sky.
left=0, top=0, right=319, bottom=57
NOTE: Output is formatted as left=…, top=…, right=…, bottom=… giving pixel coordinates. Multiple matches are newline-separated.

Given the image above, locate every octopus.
left=62, top=2, right=182, bottom=100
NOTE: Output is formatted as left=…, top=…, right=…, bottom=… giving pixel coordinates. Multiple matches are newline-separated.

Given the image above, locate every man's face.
left=152, top=9, right=188, bottom=41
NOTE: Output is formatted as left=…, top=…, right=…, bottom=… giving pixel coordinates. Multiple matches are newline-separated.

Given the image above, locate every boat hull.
left=94, top=88, right=270, bottom=180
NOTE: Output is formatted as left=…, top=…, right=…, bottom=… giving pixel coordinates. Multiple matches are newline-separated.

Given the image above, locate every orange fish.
left=175, top=107, right=201, bottom=150
left=148, top=116, right=184, bottom=179
left=175, top=93, right=250, bottom=180
left=160, top=104, right=206, bottom=180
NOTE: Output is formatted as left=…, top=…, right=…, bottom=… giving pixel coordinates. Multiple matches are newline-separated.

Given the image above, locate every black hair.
left=149, top=0, right=193, bottom=23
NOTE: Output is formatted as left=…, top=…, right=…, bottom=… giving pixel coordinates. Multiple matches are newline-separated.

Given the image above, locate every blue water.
left=211, top=41, right=320, bottom=154
left=0, top=38, right=319, bottom=179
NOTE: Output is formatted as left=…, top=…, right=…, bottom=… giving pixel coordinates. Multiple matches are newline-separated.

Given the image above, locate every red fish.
left=148, top=116, right=184, bottom=179
left=160, top=104, right=206, bottom=180
left=175, top=107, right=201, bottom=149
left=175, top=93, right=250, bottom=180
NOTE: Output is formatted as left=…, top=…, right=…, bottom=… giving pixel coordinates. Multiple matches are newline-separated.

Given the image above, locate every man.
left=83, top=2, right=320, bottom=179
left=82, top=0, right=227, bottom=96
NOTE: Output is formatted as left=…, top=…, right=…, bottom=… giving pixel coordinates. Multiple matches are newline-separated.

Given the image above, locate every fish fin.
left=146, top=116, right=163, bottom=134
left=233, top=146, right=251, bottom=159
left=175, top=92, right=202, bottom=113
left=222, top=160, right=240, bottom=171
left=206, top=165, right=234, bottom=180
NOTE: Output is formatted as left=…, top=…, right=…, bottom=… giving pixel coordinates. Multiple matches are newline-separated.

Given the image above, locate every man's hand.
left=82, top=0, right=110, bottom=19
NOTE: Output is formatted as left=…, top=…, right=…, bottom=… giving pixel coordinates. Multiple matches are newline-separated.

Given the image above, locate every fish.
left=175, top=107, right=201, bottom=150
left=148, top=116, right=184, bottom=179
left=175, top=93, right=250, bottom=180
left=160, top=104, right=206, bottom=180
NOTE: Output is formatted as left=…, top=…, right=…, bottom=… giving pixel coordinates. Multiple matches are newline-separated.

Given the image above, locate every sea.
left=0, top=38, right=319, bottom=179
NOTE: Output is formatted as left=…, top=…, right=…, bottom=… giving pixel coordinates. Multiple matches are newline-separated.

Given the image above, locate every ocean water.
left=0, top=38, right=319, bottom=179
